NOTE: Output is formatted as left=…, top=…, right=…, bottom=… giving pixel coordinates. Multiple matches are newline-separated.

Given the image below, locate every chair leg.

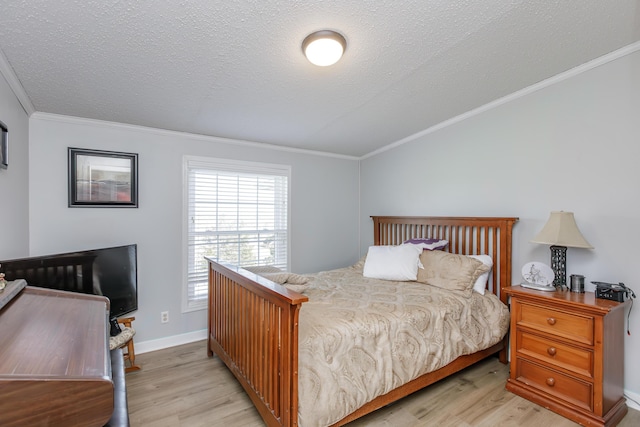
left=123, top=338, right=141, bottom=373
left=117, top=316, right=142, bottom=373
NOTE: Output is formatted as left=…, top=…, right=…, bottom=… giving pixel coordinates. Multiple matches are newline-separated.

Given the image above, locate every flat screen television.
left=0, top=244, right=138, bottom=321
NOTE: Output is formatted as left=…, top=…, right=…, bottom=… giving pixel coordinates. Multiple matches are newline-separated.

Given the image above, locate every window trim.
left=182, top=155, right=291, bottom=313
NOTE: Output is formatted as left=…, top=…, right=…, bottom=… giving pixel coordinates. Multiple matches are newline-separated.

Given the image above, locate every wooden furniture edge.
left=506, top=379, right=628, bottom=427
left=0, top=279, right=27, bottom=310
left=504, top=285, right=629, bottom=316
left=24, top=284, right=111, bottom=304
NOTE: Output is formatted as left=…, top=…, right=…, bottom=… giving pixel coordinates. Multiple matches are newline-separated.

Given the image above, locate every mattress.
left=294, top=261, right=510, bottom=426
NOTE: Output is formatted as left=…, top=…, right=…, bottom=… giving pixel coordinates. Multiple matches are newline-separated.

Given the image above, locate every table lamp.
left=530, top=211, right=593, bottom=289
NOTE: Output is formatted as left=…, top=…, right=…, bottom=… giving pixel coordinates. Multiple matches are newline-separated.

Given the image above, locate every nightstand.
left=504, top=285, right=628, bottom=427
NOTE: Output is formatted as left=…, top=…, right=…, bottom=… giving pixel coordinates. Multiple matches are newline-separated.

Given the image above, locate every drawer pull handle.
left=547, top=347, right=557, bottom=356
left=547, top=317, right=556, bottom=325
left=546, top=377, right=555, bottom=387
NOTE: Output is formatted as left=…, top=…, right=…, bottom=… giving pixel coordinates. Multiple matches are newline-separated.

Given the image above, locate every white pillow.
left=363, top=244, right=423, bottom=281
left=469, top=255, right=493, bottom=295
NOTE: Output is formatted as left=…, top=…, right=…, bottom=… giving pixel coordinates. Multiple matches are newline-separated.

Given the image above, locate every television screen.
left=0, top=244, right=138, bottom=320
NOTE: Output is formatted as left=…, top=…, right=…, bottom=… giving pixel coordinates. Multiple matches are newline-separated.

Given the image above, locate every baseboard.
left=136, top=329, right=207, bottom=354
left=625, top=389, right=640, bottom=411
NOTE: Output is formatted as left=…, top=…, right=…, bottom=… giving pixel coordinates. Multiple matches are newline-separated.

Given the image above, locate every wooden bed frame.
left=207, top=216, right=518, bottom=427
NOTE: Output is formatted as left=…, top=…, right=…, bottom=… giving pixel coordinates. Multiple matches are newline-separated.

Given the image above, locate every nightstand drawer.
left=515, top=358, right=593, bottom=411
left=517, top=331, right=593, bottom=378
left=517, top=302, right=594, bottom=345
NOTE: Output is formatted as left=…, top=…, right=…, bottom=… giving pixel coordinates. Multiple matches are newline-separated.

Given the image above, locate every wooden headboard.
left=0, top=254, right=97, bottom=293
left=371, top=216, right=518, bottom=305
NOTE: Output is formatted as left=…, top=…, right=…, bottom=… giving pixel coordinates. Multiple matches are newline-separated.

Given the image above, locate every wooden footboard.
left=207, top=260, right=308, bottom=427
left=207, top=216, right=517, bottom=427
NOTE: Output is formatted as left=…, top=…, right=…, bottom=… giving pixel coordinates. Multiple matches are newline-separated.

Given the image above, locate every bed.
left=206, top=215, right=518, bottom=426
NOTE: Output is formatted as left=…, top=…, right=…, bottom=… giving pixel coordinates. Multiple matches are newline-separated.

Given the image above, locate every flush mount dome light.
left=302, top=30, right=347, bottom=66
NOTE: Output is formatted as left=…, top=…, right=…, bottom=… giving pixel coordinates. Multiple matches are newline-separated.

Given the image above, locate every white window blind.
left=184, top=157, right=290, bottom=311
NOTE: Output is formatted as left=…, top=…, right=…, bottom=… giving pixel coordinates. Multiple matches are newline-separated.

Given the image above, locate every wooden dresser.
left=0, top=280, right=116, bottom=426
left=504, top=285, right=628, bottom=427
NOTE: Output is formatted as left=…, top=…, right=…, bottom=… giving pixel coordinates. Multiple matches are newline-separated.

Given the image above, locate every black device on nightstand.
left=593, top=281, right=635, bottom=302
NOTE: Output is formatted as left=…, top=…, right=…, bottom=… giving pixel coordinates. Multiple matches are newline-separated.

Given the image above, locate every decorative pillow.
left=283, top=284, right=308, bottom=293
left=469, top=255, right=493, bottom=295
left=363, top=244, right=423, bottom=281
left=244, top=266, right=310, bottom=292
left=243, top=265, right=283, bottom=274
left=260, top=272, right=309, bottom=285
left=417, top=250, right=491, bottom=296
left=109, top=327, right=135, bottom=350
left=403, top=238, right=449, bottom=251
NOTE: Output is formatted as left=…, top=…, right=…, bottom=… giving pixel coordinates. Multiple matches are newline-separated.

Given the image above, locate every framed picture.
left=68, top=148, right=138, bottom=207
left=0, top=120, right=7, bottom=169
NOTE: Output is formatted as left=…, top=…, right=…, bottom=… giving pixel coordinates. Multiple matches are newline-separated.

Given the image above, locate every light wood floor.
left=126, top=340, right=640, bottom=427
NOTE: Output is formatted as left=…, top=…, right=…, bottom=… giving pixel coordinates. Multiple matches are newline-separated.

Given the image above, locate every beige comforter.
left=294, top=261, right=510, bottom=427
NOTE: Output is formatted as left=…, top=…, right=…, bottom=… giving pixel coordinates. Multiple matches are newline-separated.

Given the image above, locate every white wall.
left=0, top=72, right=29, bottom=259
left=360, top=49, right=640, bottom=398
left=28, top=115, right=360, bottom=347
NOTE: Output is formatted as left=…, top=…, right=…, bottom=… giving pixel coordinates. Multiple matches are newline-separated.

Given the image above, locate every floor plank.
left=126, top=340, right=640, bottom=426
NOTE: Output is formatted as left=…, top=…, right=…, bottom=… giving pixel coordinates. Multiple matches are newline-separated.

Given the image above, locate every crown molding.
left=362, top=40, right=640, bottom=160
left=30, top=112, right=359, bottom=161
left=0, top=47, right=35, bottom=116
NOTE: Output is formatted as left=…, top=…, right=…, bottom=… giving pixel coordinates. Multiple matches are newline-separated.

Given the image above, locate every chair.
left=109, top=316, right=141, bottom=373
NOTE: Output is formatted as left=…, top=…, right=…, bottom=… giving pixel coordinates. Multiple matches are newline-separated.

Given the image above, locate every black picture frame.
left=0, top=120, right=8, bottom=169
left=68, top=148, right=138, bottom=207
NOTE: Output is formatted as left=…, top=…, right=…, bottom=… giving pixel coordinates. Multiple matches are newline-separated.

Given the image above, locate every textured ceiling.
left=0, top=1, right=639, bottom=157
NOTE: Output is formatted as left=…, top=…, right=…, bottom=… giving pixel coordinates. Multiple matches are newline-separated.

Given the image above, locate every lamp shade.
left=302, top=30, right=346, bottom=66
left=530, top=211, right=593, bottom=248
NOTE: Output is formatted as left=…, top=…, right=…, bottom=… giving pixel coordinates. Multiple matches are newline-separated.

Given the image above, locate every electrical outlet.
left=161, top=311, right=169, bottom=324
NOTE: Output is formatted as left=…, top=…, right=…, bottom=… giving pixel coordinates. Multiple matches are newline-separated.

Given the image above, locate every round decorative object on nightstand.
left=522, top=262, right=554, bottom=286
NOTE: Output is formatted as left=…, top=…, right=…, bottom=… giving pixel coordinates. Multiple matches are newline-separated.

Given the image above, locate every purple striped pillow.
left=403, top=238, right=448, bottom=251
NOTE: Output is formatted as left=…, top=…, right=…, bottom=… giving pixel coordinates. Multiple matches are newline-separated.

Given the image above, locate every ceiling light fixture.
left=302, top=30, right=347, bottom=66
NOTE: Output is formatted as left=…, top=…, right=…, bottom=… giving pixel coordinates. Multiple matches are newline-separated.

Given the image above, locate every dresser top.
left=0, top=285, right=110, bottom=378
left=504, top=285, right=628, bottom=315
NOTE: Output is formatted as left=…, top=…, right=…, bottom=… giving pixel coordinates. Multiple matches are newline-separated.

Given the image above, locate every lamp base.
left=550, top=245, right=567, bottom=290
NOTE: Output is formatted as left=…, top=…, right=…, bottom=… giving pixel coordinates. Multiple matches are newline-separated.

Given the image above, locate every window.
left=183, top=156, right=290, bottom=311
